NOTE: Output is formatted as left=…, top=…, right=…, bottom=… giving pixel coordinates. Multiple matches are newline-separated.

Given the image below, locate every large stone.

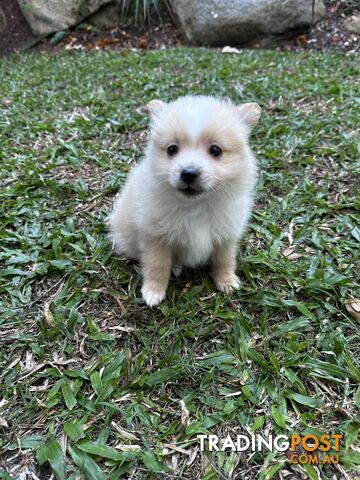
left=344, top=14, right=360, bottom=35
left=17, top=0, right=113, bottom=36
left=87, top=3, right=121, bottom=29
left=171, top=0, right=326, bottom=46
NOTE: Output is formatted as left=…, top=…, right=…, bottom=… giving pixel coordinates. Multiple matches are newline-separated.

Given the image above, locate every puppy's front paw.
left=141, top=284, right=166, bottom=307
left=213, top=273, right=240, bottom=294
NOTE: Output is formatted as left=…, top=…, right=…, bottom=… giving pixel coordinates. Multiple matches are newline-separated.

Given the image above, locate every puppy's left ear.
left=147, top=99, right=166, bottom=116
left=237, top=103, right=262, bottom=132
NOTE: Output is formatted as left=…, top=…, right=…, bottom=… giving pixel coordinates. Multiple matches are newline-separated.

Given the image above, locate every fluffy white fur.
left=108, top=95, right=261, bottom=307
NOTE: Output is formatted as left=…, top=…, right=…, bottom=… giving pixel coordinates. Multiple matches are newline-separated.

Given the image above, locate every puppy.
left=108, top=95, right=261, bottom=307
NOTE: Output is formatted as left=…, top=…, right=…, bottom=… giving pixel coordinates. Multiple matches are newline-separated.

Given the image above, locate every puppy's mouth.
left=177, top=186, right=203, bottom=196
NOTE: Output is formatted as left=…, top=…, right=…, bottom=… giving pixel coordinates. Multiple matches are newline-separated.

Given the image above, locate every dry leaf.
left=222, top=390, right=242, bottom=398
left=180, top=399, right=190, bottom=427
left=282, top=246, right=296, bottom=257
left=138, top=35, right=149, bottom=49
left=163, top=449, right=179, bottom=472
left=163, top=443, right=191, bottom=455
left=108, top=325, right=134, bottom=333
left=114, top=443, right=141, bottom=451
left=282, top=247, right=303, bottom=260
left=111, top=421, right=138, bottom=441
left=296, top=35, right=307, bottom=45
left=345, top=296, right=360, bottom=322
left=0, top=416, right=8, bottom=427
left=95, top=38, right=114, bottom=49
left=186, top=447, right=199, bottom=466
left=43, top=302, right=54, bottom=326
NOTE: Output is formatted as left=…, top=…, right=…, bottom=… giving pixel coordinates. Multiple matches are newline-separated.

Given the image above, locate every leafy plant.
left=118, top=0, right=171, bottom=25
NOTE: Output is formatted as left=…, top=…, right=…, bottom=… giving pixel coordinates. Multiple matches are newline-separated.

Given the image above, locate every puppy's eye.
left=209, top=145, right=222, bottom=157
left=167, top=144, right=179, bottom=157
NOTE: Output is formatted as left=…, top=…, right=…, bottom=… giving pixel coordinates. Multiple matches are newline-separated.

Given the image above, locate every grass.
left=0, top=47, right=359, bottom=480
left=119, top=0, right=171, bottom=25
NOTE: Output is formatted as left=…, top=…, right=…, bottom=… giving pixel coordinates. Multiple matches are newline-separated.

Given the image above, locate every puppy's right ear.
left=147, top=99, right=166, bottom=116
left=236, top=103, right=262, bottom=131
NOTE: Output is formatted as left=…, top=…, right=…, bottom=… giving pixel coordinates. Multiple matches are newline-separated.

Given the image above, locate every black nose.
left=180, top=168, right=199, bottom=184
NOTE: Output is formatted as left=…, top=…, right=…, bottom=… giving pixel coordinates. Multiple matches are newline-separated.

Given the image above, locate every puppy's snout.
left=180, top=168, right=199, bottom=185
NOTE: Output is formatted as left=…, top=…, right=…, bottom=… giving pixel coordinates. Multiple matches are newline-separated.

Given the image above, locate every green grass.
left=0, top=48, right=359, bottom=480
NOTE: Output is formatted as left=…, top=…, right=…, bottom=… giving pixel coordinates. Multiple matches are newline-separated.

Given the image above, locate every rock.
left=87, top=3, right=122, bottom=29
left=344, top=14, right=360, bottom=35
left=17, top=0, right=113, bottom=36
left=171, top=0, right=326, bottom=46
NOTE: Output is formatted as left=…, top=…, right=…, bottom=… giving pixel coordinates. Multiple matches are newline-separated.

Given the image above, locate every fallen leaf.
left=138, top=35, right=149, bottom=49
left=222, top=390, right=242, bottom=398
left=186, top=447, right=198, bottom=466
left=108, top=325, right=134, bottom=332
left=282, top=247, right=303, bottom=260
left=44, top=302, right=54, bottom=326
left=282, top=246, right=296, bottom=257
left=345, top=296, right=360, bottom=322
left=114, top=443, right=141, bottom=451
left=296, top=35, right=307, bottom=45
left=95, top=38, right=114, bottom=49
left=180, top=399, right=189, bottom=427
left=0, top=416, right=8, bottom=427
left=163, top=443, right=191, bottom=455
left=111, top=422, right=138, bottom=441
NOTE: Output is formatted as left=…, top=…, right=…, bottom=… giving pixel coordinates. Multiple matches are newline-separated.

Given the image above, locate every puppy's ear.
left=147, top=99, right=166, bottom=116
left=236, top=103, right=262, bottom=131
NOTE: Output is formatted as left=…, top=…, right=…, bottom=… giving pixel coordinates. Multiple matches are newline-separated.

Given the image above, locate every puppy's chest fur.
left=154, top=199, right=238, bottom=266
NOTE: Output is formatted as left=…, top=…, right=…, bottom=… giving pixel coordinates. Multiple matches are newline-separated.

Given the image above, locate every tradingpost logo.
left=197, top=433, right=343, bottom=465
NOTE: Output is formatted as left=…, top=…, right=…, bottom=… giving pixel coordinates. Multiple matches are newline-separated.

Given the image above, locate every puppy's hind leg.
left=140, top=237, right=172, bottom=307
left=210, top=239, right=240, bottom=294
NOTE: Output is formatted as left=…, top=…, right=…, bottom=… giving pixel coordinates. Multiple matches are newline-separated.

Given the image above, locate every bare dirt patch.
left=0, top=0, right=34, bottom=57
left=279, top=0, right=359, bottom=53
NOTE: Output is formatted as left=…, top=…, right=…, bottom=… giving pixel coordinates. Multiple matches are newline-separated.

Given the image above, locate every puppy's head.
left=146, top=96, right=261, bottom=198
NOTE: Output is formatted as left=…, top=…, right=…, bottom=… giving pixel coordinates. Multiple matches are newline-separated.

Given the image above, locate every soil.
left=0, top=0, right=34, bottom=57
left=279, top=1, right=359, bottom=53
left=0, top=1, right=358, bottom=58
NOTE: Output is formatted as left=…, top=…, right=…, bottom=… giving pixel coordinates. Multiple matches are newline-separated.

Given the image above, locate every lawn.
left=0, top=47, right=359, bottom=480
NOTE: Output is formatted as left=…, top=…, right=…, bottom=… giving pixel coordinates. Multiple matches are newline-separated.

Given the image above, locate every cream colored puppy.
left=108, top=95, right=261, bottom=307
